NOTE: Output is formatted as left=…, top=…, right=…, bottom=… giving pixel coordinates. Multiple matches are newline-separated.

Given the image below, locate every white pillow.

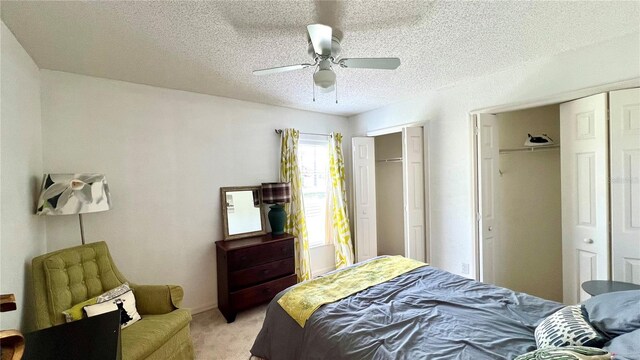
left=62, top=283, right=131, bottom=323
left=84, top=289, right=141, bottom=328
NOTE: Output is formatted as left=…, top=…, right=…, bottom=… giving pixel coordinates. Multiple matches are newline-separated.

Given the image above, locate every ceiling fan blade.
left=307, top=24, right=332, bottom=56
left=340, top=58, right=401, bottom=70
left=253, top=64, right=310, bottom=76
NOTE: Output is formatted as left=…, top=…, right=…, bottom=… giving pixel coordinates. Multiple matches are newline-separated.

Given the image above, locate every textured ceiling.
left=1, top=1, right=638, bottom=116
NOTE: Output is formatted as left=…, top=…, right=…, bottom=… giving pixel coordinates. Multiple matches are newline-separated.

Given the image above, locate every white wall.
left=350, top=32, right=640, bottom=278
left=495, top=105, right=562, bottom=302
left=0, top=22, right=47, bottom=331
left=39, top=70, right=350, bottom=312
left=374, top=132, right=404, bottom=256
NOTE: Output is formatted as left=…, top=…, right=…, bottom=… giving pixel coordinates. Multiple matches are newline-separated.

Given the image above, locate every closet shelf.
left=499, top=144, right=560, bottom=154
left=376, top=157, right=403, bottom=163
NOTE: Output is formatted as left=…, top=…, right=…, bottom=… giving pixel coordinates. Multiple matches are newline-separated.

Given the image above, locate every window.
left=298, top=135, right=330, bottom=248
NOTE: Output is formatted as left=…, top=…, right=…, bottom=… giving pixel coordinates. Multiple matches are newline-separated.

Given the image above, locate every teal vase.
left=268, top=204, right=287, bottom=235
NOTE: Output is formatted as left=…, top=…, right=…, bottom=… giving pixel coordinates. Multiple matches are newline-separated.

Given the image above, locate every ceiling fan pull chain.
left=335, top=78, right=338, bottom=104
left=312, top=78, right=316, bottom=102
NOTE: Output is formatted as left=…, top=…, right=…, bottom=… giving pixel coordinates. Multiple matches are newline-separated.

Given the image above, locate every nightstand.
left=581, top=280, right=640, bottom=296
left=216, top=232, right=297, bottom=323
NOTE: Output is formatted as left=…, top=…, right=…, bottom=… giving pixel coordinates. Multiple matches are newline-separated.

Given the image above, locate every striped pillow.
left=534, top=305, right=606, bottom=349
left=515, top=346, right=610, bottom=360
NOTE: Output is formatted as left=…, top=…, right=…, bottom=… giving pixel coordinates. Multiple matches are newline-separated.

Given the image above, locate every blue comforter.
left=251, top=265, right=562, bottom=359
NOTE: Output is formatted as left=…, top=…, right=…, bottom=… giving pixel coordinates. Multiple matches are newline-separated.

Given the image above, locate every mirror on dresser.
left=220, top=186, right=267, bottom=240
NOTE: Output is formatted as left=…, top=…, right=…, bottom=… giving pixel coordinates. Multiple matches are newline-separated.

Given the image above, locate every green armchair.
left=31, top=241, right=194, bottom=360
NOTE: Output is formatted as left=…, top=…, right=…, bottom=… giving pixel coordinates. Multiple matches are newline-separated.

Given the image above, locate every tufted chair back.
left=31, top=241, right=129, bottom=329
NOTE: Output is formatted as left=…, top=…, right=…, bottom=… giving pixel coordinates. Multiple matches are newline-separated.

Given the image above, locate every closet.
left=375, top=133, right=405, bottom=256
left=478, top=105, right=563, bottom=302
left=352, top=127, right=426, bottom=263
left=476, top=88, right=640, bottom=304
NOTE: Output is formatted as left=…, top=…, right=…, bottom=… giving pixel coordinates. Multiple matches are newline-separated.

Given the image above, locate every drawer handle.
left=281, top=247, right=287, bottom=253
left=262, top=288, right=273, bottom=294
left=262, top=269, right=271, bottom=275
left=240, top=256, right=247, bottom=261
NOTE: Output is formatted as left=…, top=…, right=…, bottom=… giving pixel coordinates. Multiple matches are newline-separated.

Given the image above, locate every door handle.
left=583, top=238, right=594, bottom=244
left=488, top=226, right=493, bottom=232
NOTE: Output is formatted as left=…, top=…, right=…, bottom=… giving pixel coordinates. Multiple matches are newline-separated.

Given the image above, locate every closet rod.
left=274, top=129, right=332, bottom=137
left=376, top=157, right=403, bottom=163
left=499, top=144, right=560, bottom=154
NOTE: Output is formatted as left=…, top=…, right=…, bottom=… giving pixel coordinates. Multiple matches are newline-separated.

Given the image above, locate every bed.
left=250, top=260, right=563, bottom=360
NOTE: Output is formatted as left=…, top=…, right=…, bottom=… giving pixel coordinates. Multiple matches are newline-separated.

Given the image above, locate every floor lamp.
left=36, top=173, right=112, bottom=245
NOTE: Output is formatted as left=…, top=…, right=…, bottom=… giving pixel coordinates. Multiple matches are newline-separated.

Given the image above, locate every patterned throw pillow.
left=84, top=289, right=141, bottom=329
left=535, top=305, right=606, bottom=348
left=61, top=283, right=130, bottom=323
left=96, top=283, right=130, bottom=302
left=515, top=346, right=610, bottom=360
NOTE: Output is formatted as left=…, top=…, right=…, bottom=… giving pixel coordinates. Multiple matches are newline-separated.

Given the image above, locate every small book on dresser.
left=215, top=232, right=297, bottom=323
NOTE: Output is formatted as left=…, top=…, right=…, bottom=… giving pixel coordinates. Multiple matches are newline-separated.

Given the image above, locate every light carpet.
left=191, top=305, right=267, bottom=360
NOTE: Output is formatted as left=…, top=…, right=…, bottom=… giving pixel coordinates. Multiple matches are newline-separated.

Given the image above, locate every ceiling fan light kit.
left=253, top=23, right=401, bottom=103
left=314, top=69, right=336, bottom=92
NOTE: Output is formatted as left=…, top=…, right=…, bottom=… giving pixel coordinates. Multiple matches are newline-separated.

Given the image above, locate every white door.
left=610, top=88, right=640, bottom=284
left=402, top=127, right=426, bottom=262
left=352, top=137, right=377, bottom=262
left=477, top=114, right=500, bottom=284
left=560, top=93, right=610, bottom=304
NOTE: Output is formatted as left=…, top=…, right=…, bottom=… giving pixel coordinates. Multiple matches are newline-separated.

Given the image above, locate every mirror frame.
left=220, top=186, right=267, bottom=240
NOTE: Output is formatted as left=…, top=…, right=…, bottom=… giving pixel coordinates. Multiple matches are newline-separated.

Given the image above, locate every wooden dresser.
left=215, top=232, right=297, bottom=323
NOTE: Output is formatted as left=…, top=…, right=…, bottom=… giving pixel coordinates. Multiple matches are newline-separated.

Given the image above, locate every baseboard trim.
left=191, top=303, right=217, bottom=315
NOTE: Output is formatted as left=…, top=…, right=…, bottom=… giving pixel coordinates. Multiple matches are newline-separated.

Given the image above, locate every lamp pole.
left=79, top=213, right=86, bottom=245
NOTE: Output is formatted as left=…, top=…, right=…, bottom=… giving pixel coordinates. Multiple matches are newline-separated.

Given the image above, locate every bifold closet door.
left=352, top=137, right=377, bottom=262
left=610, top=88, right=640, bottom=284
left=476, top=114, right=500, bottom=284
left=560, top=93, right=609, bottom=304
left=402, top=127, right=426, bottom=262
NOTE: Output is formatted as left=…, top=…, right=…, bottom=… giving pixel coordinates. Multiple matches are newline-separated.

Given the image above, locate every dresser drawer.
left=228, top=239, right=294, bottom=271
left=230, top=257, right=294, bottom=290
left=216, top=233, right=296, bottom=323
left=230, top=274, right=297, bottom=311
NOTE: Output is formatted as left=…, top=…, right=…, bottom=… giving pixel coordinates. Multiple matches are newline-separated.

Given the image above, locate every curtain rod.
left=274, top=129, right=332, bottom=137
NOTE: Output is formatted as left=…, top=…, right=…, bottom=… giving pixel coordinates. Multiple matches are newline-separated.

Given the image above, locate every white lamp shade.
left=36, top=173, right=111, bottom=215
left=313, top=69, right=336, bottom=90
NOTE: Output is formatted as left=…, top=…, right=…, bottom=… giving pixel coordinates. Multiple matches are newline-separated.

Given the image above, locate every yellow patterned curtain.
left=280, top=129, right=312, bottom=281
left=328, top=132, right=355, bottom=268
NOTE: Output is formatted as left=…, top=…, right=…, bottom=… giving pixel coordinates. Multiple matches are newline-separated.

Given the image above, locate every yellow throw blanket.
left=277, top=256, right=427, bottom=327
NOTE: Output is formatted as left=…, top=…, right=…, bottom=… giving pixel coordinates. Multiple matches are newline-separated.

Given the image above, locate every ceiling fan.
left=253, top=24, right=401, bottom=102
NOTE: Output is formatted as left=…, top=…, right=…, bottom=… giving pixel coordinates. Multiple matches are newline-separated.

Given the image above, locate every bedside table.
left=581, top=280, right=640, bottom=296
left=216, top=232, right=297, bottom=323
